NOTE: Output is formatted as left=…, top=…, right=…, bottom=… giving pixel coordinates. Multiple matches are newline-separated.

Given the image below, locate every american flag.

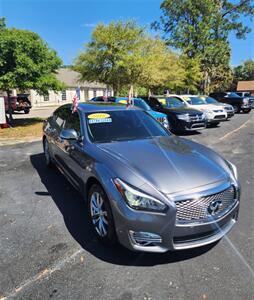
left=72, top=87, right=80, bottom=113
left=127, top=85, right=134, bottom=108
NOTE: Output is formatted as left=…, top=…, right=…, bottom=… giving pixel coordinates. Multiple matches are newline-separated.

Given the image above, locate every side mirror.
left=60, top=129, right=78, bottom=140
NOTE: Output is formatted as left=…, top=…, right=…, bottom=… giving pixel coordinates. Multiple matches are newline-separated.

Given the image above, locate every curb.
left=0, top=137, right=41, bottom=146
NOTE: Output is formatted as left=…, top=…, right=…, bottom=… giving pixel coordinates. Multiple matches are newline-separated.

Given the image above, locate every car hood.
left=97, top=136, right=230, bottom=195
left=188, top=104, right=221, bottom=110
left=162, top=107, right=202, bottom=115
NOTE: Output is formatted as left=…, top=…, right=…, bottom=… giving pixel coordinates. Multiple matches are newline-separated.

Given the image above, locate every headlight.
left=243, top=97, right=249, bottom=104
left=176, top=114, right=190, bottom=121
left=114, top=178, right=167, bottom=212
left=226, top=160, right=238, bottom=180
left=162, top=117, right=169, bottom=128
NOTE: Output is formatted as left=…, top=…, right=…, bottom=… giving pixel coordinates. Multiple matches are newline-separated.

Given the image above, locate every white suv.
left=172, top=95, right=227, bottom=126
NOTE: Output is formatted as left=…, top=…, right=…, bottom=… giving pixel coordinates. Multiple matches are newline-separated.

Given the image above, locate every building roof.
left=56, top=68, right=107, bottom=89
left=237, top=81, right=254, bottom=91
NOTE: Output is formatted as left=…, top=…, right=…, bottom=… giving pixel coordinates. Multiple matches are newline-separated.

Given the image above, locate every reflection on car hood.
left=97, top=136, right=229, bottom=194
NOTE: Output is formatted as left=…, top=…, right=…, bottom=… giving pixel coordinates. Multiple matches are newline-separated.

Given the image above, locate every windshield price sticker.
left=88, top=113, right=112, bottom=124
left=119, top=100, right=127, bottom=104
left=182, top=96, right=191, bottom=101
left=158, top=98, right=166, bottom=105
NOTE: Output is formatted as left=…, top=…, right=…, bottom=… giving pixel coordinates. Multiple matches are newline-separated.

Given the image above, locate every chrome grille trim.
left=189, top=114, right=203, bottom=121
left=175, top=186, right=236, bottom=224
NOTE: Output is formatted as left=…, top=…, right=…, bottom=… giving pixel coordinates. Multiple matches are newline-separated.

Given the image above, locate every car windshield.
left=165, top=97, right=186, bottom=108
left=226, top=92, right=241, bottom=98
left=85, top=110, right=169, bottom=143
left=117, top=98, right=151, bottom=111
left=134, top=99, right=151, bottom=111
left=186, top=96, right=206, bottom=105
left=204, top=96, right=218, bottom=104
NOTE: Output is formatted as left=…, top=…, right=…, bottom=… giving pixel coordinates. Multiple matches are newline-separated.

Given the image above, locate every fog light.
left=129, top=231, right=162, bottom=246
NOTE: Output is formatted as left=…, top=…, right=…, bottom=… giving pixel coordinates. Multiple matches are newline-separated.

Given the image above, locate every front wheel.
left=233, top=105, right=240, bottom=113
left=24, top=108, right=30, bottom=114
left=88, top=184, right=117, bottom=245
left=43, top=138, right=54, bottom=168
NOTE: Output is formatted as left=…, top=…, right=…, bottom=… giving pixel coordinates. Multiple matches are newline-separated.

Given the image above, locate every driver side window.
left=64, top=111, right=81, bottom=136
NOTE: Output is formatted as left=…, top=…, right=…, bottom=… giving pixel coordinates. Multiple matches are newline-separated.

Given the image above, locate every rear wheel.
left=88, top=184, right=117, bottom=245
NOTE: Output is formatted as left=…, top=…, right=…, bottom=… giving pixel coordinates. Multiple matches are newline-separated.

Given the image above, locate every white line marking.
left=1, top=249, right=84, bottom=299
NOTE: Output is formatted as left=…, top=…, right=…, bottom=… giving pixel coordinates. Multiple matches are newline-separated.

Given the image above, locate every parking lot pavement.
left=12, top=106, right=59, bottom=120
left=0, top=112, right=254, bottom=300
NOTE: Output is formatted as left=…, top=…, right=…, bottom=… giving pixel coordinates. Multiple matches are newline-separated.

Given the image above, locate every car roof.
left=78, top=102, right=140, bottom=113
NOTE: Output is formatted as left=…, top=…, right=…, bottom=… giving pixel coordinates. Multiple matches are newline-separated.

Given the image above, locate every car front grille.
left=189, top=114, right=203, bottom=121
left=214, top=115, right=226, bottom=119
left=175, top=186, right=236, bottom=224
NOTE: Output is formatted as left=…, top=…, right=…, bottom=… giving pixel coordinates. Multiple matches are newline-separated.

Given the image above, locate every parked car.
left=209, top=92, right=252, bottom=113
left=115, top=97, right=170, bottom=129
left=90, top=96, right=116, bottom=102
left=167, top=95, right=227, bottom=127
left=140, top=96, right=206, bottom=133
left=43, top=103, right=240, bottom=253
left=235, top=92, right=254, bottom=108
left=201, top=96, right=235, bottom=118
left=4, top=94, right=32, bottom=114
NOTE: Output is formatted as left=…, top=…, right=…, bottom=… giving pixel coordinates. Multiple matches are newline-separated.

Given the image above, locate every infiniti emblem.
left=208, top=200, right=222, bottom=215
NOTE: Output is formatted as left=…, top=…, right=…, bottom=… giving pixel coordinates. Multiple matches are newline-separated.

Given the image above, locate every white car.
left=171, top=95, right=228, bottom=126
left=201, top=95, right=235, bottom=118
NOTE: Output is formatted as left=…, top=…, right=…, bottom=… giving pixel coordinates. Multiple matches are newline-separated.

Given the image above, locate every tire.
left=88, top=184, right=117, bottom=246
left=233, top=105, right=240, bottom=113
left=242, top=108, right=251, bottom=114
left=24, top=108, right=30, bottom=114
left=208, top=122, right=219, bottom=128
left=43, top=138, right=54, bottom=168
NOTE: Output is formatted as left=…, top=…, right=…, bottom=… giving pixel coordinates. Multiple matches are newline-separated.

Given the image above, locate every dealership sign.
left=0, top=97, right=6, bottom=124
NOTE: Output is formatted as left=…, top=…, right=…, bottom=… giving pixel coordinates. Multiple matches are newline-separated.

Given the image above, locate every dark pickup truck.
left=209, top=92, right=252, bottom=113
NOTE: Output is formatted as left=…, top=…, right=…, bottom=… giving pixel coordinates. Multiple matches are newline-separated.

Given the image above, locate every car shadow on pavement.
left=30, top=153, right=217, bottom=267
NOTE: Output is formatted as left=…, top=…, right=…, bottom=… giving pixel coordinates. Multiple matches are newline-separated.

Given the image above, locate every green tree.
left=154, top=0, right=254, bottom=92
left=74, top=20, right=145, bottom=96
left=0, top=24, right=63, bottom=123
left=231, top=59, right=254, bottom=89
left=137, top=37, right=186, bottom=93
left=178, top=55, right=202, bottom=93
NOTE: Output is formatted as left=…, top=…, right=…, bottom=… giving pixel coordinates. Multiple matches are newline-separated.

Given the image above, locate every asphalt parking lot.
left=0, top=112, right=254, bottom=300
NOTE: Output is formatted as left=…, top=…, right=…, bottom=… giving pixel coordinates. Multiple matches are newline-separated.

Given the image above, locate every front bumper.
left=109, top=181, right=240, bottom=253
left=178, top=120, right=206, bottom=131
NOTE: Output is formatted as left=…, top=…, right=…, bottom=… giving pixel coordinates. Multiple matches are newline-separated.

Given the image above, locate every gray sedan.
left=43, top=103, right=240, bottom=253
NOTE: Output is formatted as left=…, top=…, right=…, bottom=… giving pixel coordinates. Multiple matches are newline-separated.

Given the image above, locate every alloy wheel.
left=90, top=192, right=109, bottom=237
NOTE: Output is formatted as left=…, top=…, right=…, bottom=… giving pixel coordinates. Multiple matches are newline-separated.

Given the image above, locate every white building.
left=7, top=68, right=112, bottom=107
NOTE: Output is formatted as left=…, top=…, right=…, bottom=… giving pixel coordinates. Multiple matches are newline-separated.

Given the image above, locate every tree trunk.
left=7, top=90, right=13, bottom=125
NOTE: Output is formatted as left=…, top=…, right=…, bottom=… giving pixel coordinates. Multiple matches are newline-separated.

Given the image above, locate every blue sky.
left=1, top=0, right=254, bottom=66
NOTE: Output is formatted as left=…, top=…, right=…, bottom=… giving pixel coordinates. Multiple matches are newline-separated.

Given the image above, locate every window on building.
left=93, top=90, right=97, bottom=98
left=43, top=94, right=49, bottom=101
left=62, top=90, right=67, bottom=101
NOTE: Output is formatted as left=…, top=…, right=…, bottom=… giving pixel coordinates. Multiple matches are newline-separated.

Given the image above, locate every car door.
left=58, top=110, right=88, bottom=192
